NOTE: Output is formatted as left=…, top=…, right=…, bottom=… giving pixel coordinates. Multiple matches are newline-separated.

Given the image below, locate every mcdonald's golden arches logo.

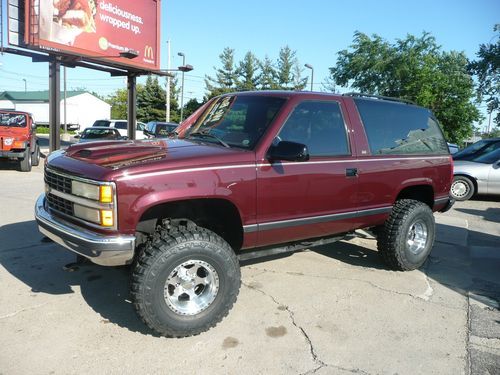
left=144, top=45, right=154, bottom=60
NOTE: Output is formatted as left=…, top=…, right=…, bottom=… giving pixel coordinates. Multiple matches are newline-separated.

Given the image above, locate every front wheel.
left=131, top=222, right=241, bottom=337
left=377, top=199, right=435, bottom=271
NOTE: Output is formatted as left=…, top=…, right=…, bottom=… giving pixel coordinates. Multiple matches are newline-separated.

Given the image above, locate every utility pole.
left=166, top=40, right=171, bottom=122
left=63, top=66, right=67, bottom=134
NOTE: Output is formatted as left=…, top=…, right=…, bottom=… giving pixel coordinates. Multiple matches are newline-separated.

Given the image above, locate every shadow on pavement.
left=1, top=220, right=498, bottom=335
left=0, top=220, right=155, bottom=336
left=454, top=207, right=500, bottom=223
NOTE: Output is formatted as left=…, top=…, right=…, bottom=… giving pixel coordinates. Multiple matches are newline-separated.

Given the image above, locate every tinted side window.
left=93, top=120, right=110, bottom=127
left=277, top=101, right=349, bottom=157
left=354, top=99, right=448, bottom=155
left=114, top=121, right=128, bottom=130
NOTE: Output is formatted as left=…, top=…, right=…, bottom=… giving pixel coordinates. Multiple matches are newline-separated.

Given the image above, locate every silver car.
left=451, top=148, right=500, bottom=201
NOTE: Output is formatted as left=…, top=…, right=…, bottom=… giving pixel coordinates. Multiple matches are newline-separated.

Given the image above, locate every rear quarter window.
left=354, top=99, right=448, bottom=155
left=114, top=121, right=128, bottom=130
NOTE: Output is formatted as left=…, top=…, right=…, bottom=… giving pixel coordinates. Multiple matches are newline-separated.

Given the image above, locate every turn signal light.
left=100, top=185, right=113, bottom=203
left=101, top=210, right=114, bottom=227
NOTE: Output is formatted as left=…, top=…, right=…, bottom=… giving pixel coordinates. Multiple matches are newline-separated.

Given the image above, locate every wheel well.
left=137, top=198, right=243, bottom=251
left=395, top=185, right=434, bottom=208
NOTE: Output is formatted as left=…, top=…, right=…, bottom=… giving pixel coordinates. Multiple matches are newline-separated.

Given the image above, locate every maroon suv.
left=35, top=91, right=454, bottom=337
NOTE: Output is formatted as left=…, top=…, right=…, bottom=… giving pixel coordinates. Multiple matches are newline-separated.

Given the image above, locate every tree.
left=107, top=88, right=129, bottom=119
left=205, top=47, right=238, bottom=99
left=236, top=51, right=260, bottom=91
left=182, top=98, right=204, bottom=119
left=276, top=46, right=296, bottom=90
left=329, top=31, right=480, bottom=143
left=137, top=76, right=166, bottom=122
left=468, top=24, right=500, bottom=127
left=259, top=56, right=278, bottom=90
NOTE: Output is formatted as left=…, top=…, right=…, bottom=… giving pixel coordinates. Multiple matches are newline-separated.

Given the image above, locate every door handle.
left=345, top=168, right=358, bottom=177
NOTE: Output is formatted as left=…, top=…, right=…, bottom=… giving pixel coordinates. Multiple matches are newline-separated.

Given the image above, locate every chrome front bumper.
left=35, top=194, right=135, bottom=266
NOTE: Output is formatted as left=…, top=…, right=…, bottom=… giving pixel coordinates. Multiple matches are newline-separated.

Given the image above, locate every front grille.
left=45, top=169, right=72, bottom=194
left=47, top=193, right=74, bottom=216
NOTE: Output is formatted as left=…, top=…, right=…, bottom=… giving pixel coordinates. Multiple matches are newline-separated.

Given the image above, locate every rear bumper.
left=35, top=194, right=135, bottom=266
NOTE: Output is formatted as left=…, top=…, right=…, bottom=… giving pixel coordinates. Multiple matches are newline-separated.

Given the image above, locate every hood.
left=48, top=138, right=253, bottom=181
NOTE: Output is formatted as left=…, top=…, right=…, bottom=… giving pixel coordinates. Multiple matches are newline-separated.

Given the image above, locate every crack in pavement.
left=244, top=265, right=463, bottom=311
left=243, top=281, right=327, bottom=374
left=243, top=281, right=373, bottom=375
left=0, top=303, right=48, bottom=320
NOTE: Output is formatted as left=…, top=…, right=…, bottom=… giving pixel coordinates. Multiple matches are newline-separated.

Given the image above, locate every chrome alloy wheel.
left=451, top=180, right=469, bottom=199
left=406, top=219, right=428, bottom=255
left=164, top=260, right=219, bottom=316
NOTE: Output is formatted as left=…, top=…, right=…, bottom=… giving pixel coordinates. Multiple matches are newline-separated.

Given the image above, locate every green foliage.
left=468, top=24, right=500, bottom=126
left=205, top=48, right=238, bottom=99
left=205, top=46, right=307, bottom=98
left=329, top=31, right=480, bottom=143
left=107, top=76, right=181, bottom=123
left=236, top=52, right=261, bottom=91
left=182, top=98, right=204, bottom=119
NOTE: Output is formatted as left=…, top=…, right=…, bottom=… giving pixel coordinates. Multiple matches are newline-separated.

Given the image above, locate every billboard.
left=23, top=0, right=160, bottom=71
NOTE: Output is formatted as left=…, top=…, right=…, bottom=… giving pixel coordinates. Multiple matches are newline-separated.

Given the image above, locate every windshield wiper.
left=188, top=130, right=230, bottom=148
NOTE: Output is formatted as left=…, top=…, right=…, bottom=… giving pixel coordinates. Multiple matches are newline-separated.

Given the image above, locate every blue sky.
left=0, top=0, right=498, bottom=127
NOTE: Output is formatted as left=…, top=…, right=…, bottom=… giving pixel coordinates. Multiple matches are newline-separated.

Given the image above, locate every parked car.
left=77, top=127, right=126, bottom=143
left=91, top=119, right=146, bottom=140
left=451, top=148, right=500, bottom=201
left=453, top=138, right=500, bottom=161
left=447, top=143, right=459, bottom=154
left=144, top=121, right=178, bottom=138
left=0, top=109, right=40, bottom=171
left=35, top=91, right=454, bottom=338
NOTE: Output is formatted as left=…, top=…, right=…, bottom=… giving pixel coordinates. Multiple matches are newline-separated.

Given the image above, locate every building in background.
left=0, top=91, right=110, bottom=130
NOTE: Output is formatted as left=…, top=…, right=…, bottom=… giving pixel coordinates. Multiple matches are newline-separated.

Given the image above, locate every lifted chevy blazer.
left=35, top=91, right=454, bottom=337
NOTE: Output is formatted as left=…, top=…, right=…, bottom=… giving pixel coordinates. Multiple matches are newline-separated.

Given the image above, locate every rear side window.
left=114, top=121, right=128, bottom=130
left=354, top=99, right=448, bottom=155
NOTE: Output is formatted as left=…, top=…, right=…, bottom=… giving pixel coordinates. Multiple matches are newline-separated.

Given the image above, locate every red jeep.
left=0, top=110, right=41, bottom=171
left=35, top=91, right=454, bottom=337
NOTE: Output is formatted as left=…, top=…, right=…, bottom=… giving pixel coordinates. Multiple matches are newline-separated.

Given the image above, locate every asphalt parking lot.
left=0, top=161, right=499, bottom=375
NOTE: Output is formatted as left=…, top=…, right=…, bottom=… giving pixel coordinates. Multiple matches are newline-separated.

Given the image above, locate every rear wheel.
left=377, top=199, right=435, bottom=271
left=131, top=222, right=241, bottom=337
left=450, top=176, right=475, bottom=201
left=19, top=149, right=32, bottom=172
left=31, top=144, right=41, bottom=166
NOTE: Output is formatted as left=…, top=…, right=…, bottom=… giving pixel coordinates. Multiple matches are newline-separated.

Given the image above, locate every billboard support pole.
left=49, top=57, right=61, bottom=152
left=127, top=74, right=137, bottom=140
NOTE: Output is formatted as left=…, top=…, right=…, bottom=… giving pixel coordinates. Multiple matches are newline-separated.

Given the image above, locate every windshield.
left=454, top=139, right=496, bottom=158
left=0, top=113, right=27, bottom=128
left=184, top=95, right=286, bottom=149
left=82, top=129, right=118, bottom=139
left=93, top=120, right=111, bottom=127
left=472, top=148, right=500, bottom=164
left=156, top=123, right=177, bottom=137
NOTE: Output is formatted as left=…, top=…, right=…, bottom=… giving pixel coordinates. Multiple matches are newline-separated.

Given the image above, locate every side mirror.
left=74, top=134, right=81, bottom=139
left=493, top=160, right=500, bottom=169
left=268, top=141, right=309, bottom=162
left=31, top=123, right=37, bottom=130
left=121, top=136, right=129, bottom=140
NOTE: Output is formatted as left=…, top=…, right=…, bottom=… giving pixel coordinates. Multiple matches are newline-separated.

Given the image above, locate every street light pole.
left=22, top=78, right=27, bottom=92
left=178, top=52, right=186, bottom=122
left=304, top=64, right=314, bottom=91
left=166, top=40, right=171, bottom=122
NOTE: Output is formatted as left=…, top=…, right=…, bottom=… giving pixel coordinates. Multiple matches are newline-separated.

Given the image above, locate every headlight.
left=4, top=138, right=14, bottom=146
left=71, top=181, right=114, bottom=203
left=72, top=181, right=100, bottom=200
